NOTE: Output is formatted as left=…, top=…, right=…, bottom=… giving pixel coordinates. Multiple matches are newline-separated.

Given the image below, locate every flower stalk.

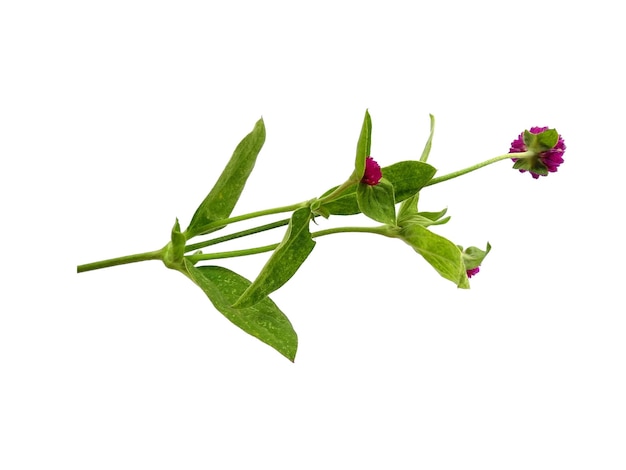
left=425, top=151, right=534, bottom=186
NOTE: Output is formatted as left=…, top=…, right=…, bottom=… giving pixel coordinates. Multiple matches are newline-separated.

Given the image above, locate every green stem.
left=80, top=220, right=393, bottom=271
left=184, top=201, right=309, bottom=238
left=78, top=208, right=303, bottom=274
left=186, top=243, right=280, bottom=263
left=185, top=218, right=291, bottom=253
left=312, top=225, right=393, bottom=238
left=316, top=178, right=358, bottom=206
left=425, top=151, right=533, bottom=186
left=77, top=248, right=163, bottom=273
left=185, top=224, right=392, bottom=264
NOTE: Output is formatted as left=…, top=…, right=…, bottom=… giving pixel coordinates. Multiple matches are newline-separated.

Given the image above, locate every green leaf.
left=419, top=114, right=436, bottom=162
left=406, top=206, right=450, bottom=228
left=320, top=185, right=359, bottom=215
left=233, top=207, right=316, bottom=309
left=398, top=206, right=450, bottom=228
left=356, top=179, right=396, bottom=225
left=183, top=261, right=297, bottom=361
left=171, top=218, right=186, bottom=258
left=354, top=109, right=372, bottom=179
left=163, top=218, right=187, bottom=270
left=186, top=118, right=266, bottom=238
left=398, top=193, right=420, bottom=224
left=459, top=242, right=492, bottom=270
left=400, top=224, right=468, bottom=288
left=381, top=161, right=437, bottom=202
left=417, top=208, right=448, bottom=222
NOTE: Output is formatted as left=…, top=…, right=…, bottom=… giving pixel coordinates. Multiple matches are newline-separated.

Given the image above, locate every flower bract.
left=509, top=127, right=566, bottom=179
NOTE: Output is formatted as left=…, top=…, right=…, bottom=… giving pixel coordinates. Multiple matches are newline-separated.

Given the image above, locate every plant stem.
left=185, top=224, right=392, bottom=263
left=425, top=151, right=533, bottom=186
left=78, top=206, right=304, bottom=273
left=311, top=225, right=393, bottom=238
left=185, top=201, right=309, bottom=238
left=316, top=179, right=358, bottom=206
left=77, top=248, right=163, bottom=273
left=185, top=218, right=291, bottom=253
left=186, top=243, right=280, bottom=263
left=78, top=221, right=393, bottom=271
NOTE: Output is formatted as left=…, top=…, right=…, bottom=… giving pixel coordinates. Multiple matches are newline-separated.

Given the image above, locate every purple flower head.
left=509, top=127, right=566, bottom=179
left=466, top=267, right=480, bottom=278
left=361, top=156, right=382, bottom=185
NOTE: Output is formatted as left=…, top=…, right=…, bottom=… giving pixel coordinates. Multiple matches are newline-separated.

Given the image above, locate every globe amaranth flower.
left=361, top=157, right=382, bottom=185
left=509, top=126, right=566, bottom=179
left=466, top=267, right=480, bottom=278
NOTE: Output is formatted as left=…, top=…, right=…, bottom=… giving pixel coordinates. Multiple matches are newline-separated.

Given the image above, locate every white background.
left=2, top=1, right=625, bottom=468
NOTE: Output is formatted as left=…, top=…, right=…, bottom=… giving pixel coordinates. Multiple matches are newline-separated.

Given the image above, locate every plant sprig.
left=77, top=110, right=566, bottom=361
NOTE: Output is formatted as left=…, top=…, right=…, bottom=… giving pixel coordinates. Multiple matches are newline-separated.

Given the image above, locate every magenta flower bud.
left=509, top=127, right=566, bottom=179
left=466, top=267, right=480, bottom=278
left=361, top=157, right=382, bottom=186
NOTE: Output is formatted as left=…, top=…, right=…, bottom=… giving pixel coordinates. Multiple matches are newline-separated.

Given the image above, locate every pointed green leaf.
left=357, top=179, right=396, bottom=225
left=233, top=207, right=315, bottom=309
left=398, top=213, right=451, bottom=228
left=398, top=193, right=420, bottom=224
left=381, top=161, right=436, bottom=202
left=171, top=218, right=186, bottom=258
left=419, top=114, right=436, bottom=162
left=354, top=109, right=372, bottom=179
left=417, top=208, right=449, bottom=222
left=320, top=185, right=359, bottom=215
left=459, top=242, right=492, bottom=270
left=400, top=224, right=468, bottom=288
left=183, top=261, right=297, bottom=361
left=399, top=195, right=449, bottom=227
left=186, top=118, right=266, bottom=238
left=163, top=218, right=187, bottom=270
left=458, top=271, right=470, bottom=289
